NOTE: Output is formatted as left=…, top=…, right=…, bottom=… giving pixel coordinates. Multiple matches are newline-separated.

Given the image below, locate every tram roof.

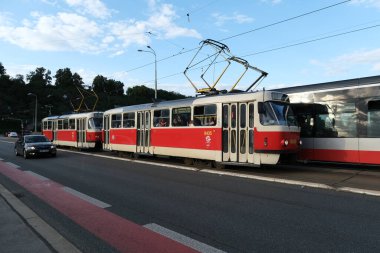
left=272, top=75, right=380, bottom=94
left=42, top=111, right=103, bottom=121
left=104, top=90, right=284, bottom=114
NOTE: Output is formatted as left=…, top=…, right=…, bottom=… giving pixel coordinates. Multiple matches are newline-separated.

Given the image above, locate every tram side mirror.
left=258, top=102, right=265, bottom=114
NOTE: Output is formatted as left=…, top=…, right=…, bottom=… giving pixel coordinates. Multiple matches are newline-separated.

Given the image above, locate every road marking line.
left=58, top=149, right=380, bottom=197
left=338, top=187, right=380, bottom=197
left=63, top=186, right=111, bottom=209
left=201, top=169, right=335, bottom=190
left=25, top=171, right=50, bottom=181
left=144, top=223, right=226, bottom=253
left=0, top=140, right=16, bottom=144
left=59, top=149, right=198, bottom=172
left=5, top=162, right=20, bottom=169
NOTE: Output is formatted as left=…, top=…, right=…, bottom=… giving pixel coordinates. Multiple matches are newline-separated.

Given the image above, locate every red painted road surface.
left=0, top=161, right=198, bottom=253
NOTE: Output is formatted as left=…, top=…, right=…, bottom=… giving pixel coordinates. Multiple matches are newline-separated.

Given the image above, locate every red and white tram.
left=275, top=75, right=380, bottom=165
left=103, top=91, right=300, bottom=166
left=42, top=112, right=103, bottom=149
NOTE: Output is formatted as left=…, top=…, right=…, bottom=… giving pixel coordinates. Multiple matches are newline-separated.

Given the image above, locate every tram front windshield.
left=88, top=117, right=103, bottom=130
left=260, top=101, right=297, bottom=126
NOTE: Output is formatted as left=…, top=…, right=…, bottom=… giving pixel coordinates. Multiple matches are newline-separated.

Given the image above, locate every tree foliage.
left=0, top=62, right=187, bottom=133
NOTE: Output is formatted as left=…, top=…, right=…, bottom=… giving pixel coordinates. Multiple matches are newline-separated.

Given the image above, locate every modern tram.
left=42, top=112, right=103, bottom=149
left=103, top=90, right=301, bottom=167
left=274, top=75, right=380, bottom=165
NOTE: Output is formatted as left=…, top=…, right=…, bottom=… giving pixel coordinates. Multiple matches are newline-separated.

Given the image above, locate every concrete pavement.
left=0, top=183, right=80, bottom=253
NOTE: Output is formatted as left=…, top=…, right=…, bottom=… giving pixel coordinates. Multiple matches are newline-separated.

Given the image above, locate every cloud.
left=0, top=12, right=102, bottom=52
left=260, top=0, right=282, bottom=5
left=65, top=0, right=112, bottom=19
left=351, top=0, right=380, bottom=9
left=311, top=48, right=380, bottom=76
left=0, top=1, right=201, bottom=55
left=212, top=12, right=254, bottom=27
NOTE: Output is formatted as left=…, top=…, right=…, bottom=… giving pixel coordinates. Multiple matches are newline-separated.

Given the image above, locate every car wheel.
left=23, top=150, right=29, bottom=159
left=15, top=148, right=19, bottom=156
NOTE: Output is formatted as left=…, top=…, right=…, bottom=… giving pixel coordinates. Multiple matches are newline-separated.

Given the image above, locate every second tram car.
left=103, top=90, right=301, bottom=166
left=42, top=112, right=103, bottom=149
left=275, top=75, right=380, bottom=165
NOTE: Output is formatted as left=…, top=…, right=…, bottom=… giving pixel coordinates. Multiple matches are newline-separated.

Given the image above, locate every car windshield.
left=260, top=101, right=298, bottom=126
left=25, top=136, right=49, bottom=143
left=88, top=117, right=103, bottom=130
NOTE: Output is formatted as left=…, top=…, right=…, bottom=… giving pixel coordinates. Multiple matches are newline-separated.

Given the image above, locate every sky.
left=1, top=0, right=380, bottom=96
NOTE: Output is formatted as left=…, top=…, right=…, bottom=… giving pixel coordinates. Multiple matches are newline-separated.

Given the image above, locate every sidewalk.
left=0, top=183, right=80, bottom=253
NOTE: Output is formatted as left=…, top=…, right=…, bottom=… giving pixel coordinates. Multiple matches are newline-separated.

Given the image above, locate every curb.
left=0, top=183, right=81, bottom=253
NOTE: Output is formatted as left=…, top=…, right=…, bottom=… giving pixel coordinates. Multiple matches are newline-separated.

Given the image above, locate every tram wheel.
left=183, top=158, right=194, bottom=165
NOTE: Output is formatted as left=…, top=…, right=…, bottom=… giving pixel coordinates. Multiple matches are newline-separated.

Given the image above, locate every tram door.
left=53, top=121, right=57, bottom=142
left=222, top=103, right=255, bottom=163
left=137, top=111, right=151, bottom=153
left=104, top=115, right=110, bottom=148
left=77, top=118, right=86, bottom=148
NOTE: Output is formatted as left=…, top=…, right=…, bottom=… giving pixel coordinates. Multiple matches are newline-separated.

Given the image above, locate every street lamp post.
left=28, top=93, right=37, bottom=132
left=138, top=45, right=157, bottom=100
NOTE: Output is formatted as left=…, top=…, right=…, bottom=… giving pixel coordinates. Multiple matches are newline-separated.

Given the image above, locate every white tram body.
left=275, top=75, right=380, bottom=165
left=42, top=112, right=103, bottom=149
left=103, top=90, right=300, bottom=166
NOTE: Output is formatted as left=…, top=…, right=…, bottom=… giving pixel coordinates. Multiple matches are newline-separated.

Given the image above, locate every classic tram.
left=103, top=90, right=301, bottom=167
left=42, top=112, right=103, bottom=149
left=274, top=75, right=380, bottom=165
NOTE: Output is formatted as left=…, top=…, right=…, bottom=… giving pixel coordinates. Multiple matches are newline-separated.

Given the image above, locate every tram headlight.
left=298, top=140, right=303, bottom=146
left=281, top=139, right=289, bottom=147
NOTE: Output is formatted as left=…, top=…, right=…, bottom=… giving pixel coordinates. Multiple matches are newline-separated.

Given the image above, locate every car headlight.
left=50, top=145, right=55, bottom=149
left=26, top=146, right=36, bottom=150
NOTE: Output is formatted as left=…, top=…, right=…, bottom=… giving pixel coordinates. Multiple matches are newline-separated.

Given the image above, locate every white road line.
left=0, top=140, right=16, bottom=144
left=201, top=169, right=335, bottom=190
left=58, top=149, right=380, bottom=198
left=5, top=162, right=20, bottom=169
left=338, top=187, right=380, bottom=197
left=59, top=149, right=198, bottom=172
left=25, top=171, right=50, bottom=181
left=63, top=186, right=111, bottom=209
left=144, top=223, right=226, bottom=253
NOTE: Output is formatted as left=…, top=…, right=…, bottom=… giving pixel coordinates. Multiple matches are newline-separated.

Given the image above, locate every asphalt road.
left=1, top=137, right=380, bottom=252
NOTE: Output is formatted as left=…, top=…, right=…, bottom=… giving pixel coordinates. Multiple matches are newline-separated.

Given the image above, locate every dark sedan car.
left=15, top=135, right=57, bottom=159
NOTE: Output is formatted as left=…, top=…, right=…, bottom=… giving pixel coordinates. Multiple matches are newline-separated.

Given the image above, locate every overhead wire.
left=136, top=23, right=380, bottom=86
left=126, top=0, right=352, bottom=73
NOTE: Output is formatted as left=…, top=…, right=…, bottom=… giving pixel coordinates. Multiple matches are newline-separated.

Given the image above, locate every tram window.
left=368, top=100, right=380, bottom=137
left=47, top=121, right=52, bottom=130
left=89, top=117, right=102, bottom=129
left=58, top=120, right=63, bottom=130
left=111, top=114, right=122, bottom=128
left=249, top=130, right=254, bottom=154
left=153, top=109, right=169, bottom=127
left=223, top=130, right=229, bottom=153
left=231, top=105, right=236, bottom=128
left=194, top=105, right=217, bottom=126
left=69, top=119, right=75, bottom=129
left=222, top=105, right=229, bottom=128
left=240, top=130, right=246, bottom=154
left=123, top=112, right=135, bottom=128
left=172, top=107, right=191, bottom=127
left=43, top=121, right=47, bottom=130
left=240, top=104, right=246, bottom=128
left=63, top=119, right=69, bottom=129
left=333, top=102, right=357, bottom=138
left=249, top=104, right=254, bottom=128
left=314, top=103, right=337, bottom=138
